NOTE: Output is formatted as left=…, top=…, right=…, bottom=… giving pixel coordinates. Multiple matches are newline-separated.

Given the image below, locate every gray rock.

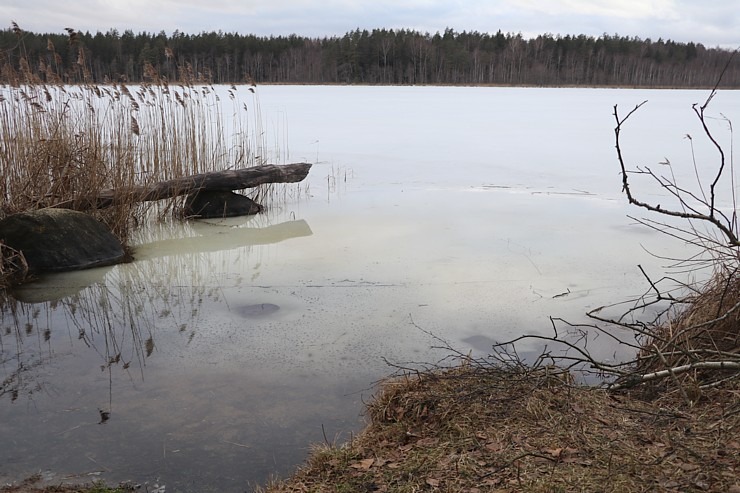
left=184, top=190, right=264, bottom=218
left=0, top=208, right=126, bottom=273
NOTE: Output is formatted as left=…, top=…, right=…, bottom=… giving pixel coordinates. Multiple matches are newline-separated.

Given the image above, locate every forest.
left=1, top=23, right=739, bottom=87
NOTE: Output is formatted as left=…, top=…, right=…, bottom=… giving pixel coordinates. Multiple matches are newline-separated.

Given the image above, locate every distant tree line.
left=1, top=24, right=738, bottom=87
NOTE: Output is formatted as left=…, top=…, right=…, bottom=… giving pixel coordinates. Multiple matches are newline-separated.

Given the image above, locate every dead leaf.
left=350, top=458, right=374, bottom=470
left=545, top=447, right=564, bottom=458
left=416, top=437, right=440, bottom=447
left=511, top=434, right=527, bottom=444
left=544, top=446, right=579, bottom=460
left=693, top=479, right=710, bottom=491
left=426, top=478, right=440, bottom=487
left=727, top=485, right=740, bottom=493
left=564, top=457, right=593, bottom=466
left=485, top=441, right=505, bottom=453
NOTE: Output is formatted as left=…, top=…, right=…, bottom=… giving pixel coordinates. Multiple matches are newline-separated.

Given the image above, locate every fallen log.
left=53, top=162, right=312, bottom=210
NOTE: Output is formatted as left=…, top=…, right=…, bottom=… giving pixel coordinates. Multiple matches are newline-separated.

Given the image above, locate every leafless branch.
left=609, top=361, right=740, bottom=390
left=613, top=99, right=740, bottom=247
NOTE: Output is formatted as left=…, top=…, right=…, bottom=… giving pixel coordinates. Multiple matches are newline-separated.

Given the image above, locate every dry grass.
left=264, top=364, right=740, bottom=493
left=614, top=264, right=740, bottom=403
left=643, top=265, right=740, bottom=365
left=0, top=242, right=27, bottom=289
left=0, top=80, right=266, bottom=234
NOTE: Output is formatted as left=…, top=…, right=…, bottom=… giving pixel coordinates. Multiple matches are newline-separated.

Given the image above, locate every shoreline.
left=3, top=363, right=737, bottom=493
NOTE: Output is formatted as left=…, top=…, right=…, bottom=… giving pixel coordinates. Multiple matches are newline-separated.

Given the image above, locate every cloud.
left=530, top=0, right=677, bottom=19
left=1, top=0, right=737, bottom=47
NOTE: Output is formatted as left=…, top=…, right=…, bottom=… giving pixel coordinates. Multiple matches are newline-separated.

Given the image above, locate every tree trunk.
left=55, top=162, right=312, bottom=210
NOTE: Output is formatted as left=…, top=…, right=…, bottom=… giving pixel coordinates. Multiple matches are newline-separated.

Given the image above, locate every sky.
left=3, top=0, right=739, bottom=48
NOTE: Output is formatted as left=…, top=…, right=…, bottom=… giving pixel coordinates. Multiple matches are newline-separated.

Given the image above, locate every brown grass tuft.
left=264, top=365, right=740, bottom=493
left=630, top=265, right=740, bottom=398
left=665, top=267, right=740, bottom=356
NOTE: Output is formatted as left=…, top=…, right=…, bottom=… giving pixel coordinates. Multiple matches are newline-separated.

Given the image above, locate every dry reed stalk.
left=0, top=242, right=28, bottom=288
left=0, top=81, right=272, bottom=220
left=0, top=30, right=289, bottom=288
left=638, top=266, right=740, bottom=371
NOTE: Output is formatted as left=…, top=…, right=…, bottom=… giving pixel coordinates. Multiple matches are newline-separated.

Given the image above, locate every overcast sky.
left=3, top=0, right=738, bottom=48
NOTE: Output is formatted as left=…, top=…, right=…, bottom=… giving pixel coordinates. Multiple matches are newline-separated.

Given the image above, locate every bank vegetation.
left=1, top=23, right=739, bottom=87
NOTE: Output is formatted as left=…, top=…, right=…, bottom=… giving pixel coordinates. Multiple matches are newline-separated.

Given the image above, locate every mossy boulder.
left=0, top=208, right=126, bottom=273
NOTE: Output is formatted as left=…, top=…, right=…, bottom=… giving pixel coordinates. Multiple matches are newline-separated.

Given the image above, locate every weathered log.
left=53, top=162, right=312, bottom=210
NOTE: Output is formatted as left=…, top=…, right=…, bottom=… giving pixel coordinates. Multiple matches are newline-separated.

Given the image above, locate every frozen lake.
left=1, top=85, right=737, bottom=492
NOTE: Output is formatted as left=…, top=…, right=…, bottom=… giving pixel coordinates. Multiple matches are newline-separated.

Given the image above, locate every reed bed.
left=0, top=79, right=268, bottom=227
left=0, top=40, right=279, bottom=286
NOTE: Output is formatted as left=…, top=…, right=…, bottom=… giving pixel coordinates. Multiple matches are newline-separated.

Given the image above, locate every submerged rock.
left=237, top=303, right=280, bottom=318
left=184, top=190, right=264, bottom=218
left=0, top=208, right=126, bottom=273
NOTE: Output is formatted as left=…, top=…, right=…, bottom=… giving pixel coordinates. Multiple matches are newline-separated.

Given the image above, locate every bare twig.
left=653, top=343, right=692, bottom=405
left=613, top=100, right=740, bottom=247
left=694, top=51, right=737, bottom=218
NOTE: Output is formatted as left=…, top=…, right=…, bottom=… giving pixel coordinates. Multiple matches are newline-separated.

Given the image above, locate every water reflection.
left=2, top=215, right=312, bottom=395
left=134, top=217, right=313, bottom=259
left=0, top=215, right=336, bottom=490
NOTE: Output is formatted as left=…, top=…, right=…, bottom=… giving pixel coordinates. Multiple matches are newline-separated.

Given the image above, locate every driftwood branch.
left=609, top=361, right=740, bottom=390
left=52, top=162, right=313, bottom=210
